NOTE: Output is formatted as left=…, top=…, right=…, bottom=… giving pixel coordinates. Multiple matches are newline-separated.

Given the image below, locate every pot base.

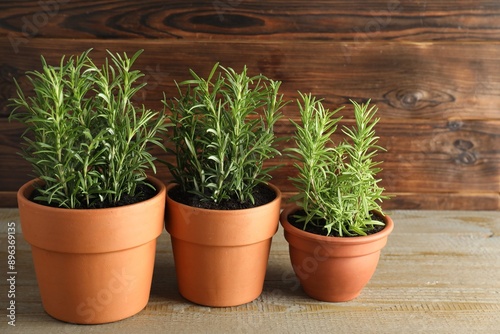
left=172, top=238, right=272, bottom=307
left=33, top=241, right=156, bottom=324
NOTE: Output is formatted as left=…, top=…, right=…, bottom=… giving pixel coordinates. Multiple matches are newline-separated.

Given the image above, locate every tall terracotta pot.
left=17, top=176, right=166, bottom=324
left=165, top=183, right=281, bottom=307
left=280, top=205, right=394, bottom=302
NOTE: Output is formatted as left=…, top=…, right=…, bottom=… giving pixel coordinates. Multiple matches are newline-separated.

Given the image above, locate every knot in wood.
left=447, top=120, right=463, bottom=131
left=400, top=90, right=423, bottom=108
left=453, top=139, right=477, bottom=165
left=453, top=139, right=474, bottom=151
left=455, top=151, right=477, bottom=165
left=384, top=87, right=454, bottom=111
left=190, top=14, right=263, bottom=28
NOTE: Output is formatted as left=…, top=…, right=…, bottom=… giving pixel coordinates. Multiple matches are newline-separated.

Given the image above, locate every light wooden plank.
left=1, top=209, right=499, bottom=333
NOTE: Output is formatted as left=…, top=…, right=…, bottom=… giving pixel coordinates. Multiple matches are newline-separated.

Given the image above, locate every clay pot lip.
left=280, top=204, right=394, bottom=244
left=165, top=182, right=282, bottom=214
left=165, top=182, right=281, bottom=246
left=17, top=175, right=166, bottom=213
left=17, top=175, right=166, bottom=253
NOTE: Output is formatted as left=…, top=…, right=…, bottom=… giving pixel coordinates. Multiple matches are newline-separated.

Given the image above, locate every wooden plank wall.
left=0, top=1, right=499, bottom=209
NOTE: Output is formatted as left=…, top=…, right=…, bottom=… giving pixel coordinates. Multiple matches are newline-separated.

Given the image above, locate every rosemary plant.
left=288, top=93, right=388, bottom=236
left=9, top=49, right=168, bottom=209
left=165, top=63, right=286, bottom=206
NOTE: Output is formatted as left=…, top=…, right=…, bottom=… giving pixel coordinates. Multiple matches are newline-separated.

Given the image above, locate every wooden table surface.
left=1, top=209, right=499, bottom=333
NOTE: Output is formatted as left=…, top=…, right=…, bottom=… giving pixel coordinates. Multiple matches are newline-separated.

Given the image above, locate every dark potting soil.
left=30, top=182, right=158, bottom=209
left=288, top=210, right=386, bottom=237
left=168, top=183, right=277, bottom=210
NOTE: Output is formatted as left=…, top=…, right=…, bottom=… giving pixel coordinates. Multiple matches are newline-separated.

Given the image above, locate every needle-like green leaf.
left=286, top=94, right=390, bottom=236
left=164, top=63, right=288, bottom=205
left=9, top=49, right=168, bottom=208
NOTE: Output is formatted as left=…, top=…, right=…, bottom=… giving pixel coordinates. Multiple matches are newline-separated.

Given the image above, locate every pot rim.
left=165, top=182, right=282, bottom=246
left=166, top=182, right=282, bottom=214
left=17, top=175, right=166, bottom=253
left=280, top=204, right=394, bottom=245
left=18, top=175, right=166, bottom=213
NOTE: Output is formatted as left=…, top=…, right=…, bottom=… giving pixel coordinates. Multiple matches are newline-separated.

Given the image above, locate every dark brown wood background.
left=0, top=1, right=499, bottom=209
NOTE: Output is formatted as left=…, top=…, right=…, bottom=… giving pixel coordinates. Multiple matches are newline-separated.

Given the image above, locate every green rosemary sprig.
left=9, top=49, right=168, bottom=208
left=288, top=93, right=388, bottom=236
left=165, top=63, right=286, bottom=205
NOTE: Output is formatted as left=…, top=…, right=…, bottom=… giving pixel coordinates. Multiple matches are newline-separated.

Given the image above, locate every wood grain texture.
left=1, top=209, right=499, bottom=333
left=0, top=1, right=499, bottom=209
left=2, top=39, right=500, bottom=120
left=1, top=1, right=500, bottom=41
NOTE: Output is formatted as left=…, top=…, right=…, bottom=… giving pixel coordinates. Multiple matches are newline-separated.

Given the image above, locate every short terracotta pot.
left=165, top=183, right=281, bottom=307
left=280, top=205, right=394, bottom=302
left=17, top=176, right=166, bottom=324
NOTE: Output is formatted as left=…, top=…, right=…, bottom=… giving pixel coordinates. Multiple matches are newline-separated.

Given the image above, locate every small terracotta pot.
left=280, top=205, right=394, bottom=302
left=17, top=176, right=166, bottom=324
left=165, top=183, right=281, bottom=307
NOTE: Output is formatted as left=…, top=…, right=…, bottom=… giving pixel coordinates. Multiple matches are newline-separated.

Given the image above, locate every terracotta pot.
left=17, top=176, right=166, bottom=324
left=280, top=205, right=394, bottom=302
left=165, top=183, right=281, bottom=307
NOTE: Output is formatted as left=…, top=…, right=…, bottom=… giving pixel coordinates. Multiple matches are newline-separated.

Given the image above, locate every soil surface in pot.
left=30, top=182, right=158, bottom=209
left=288, top=210, right=385, bottom=237
left=169, top=183, right=276, bottom=210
